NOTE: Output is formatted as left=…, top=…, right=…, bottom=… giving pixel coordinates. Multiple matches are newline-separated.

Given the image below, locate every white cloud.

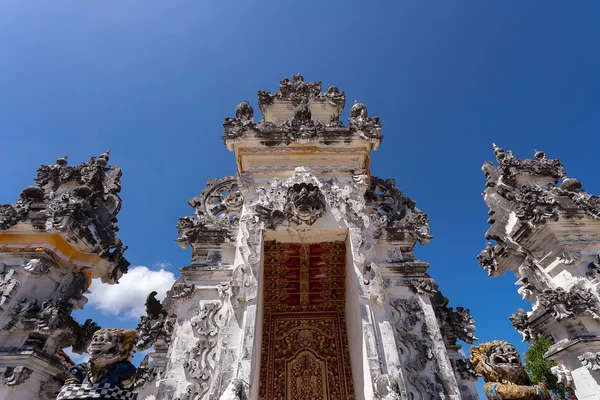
left=87, top=266, right=176, bottom=320
left=64, top=346, right=89, bottom=364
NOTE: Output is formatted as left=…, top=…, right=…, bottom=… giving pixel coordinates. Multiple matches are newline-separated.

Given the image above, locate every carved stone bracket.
left=0, top=366, right=33, bottom=386
left=432, top=292, right=477, bottom=345
left=579, top=351, right=600, bottom=371
left=509, top=309, right=535, bottom=343
left=551, top=364, right=573, bottom=387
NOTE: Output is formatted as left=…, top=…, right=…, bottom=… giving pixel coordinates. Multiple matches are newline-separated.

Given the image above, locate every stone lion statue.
left=469, top=340, right=550, bottom=400
left=58, top=328, right=137, bottom=400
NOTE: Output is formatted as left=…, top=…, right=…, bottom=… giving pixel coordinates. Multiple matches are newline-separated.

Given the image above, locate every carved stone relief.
left=182, top=301, right=224, bottom=400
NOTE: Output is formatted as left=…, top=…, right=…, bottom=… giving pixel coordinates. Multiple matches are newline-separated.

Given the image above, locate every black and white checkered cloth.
left=57, top=383, right=137, bottom=400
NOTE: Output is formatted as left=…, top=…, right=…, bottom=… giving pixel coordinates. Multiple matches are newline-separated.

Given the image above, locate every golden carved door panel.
left=259, top=242, right=355, bottom=400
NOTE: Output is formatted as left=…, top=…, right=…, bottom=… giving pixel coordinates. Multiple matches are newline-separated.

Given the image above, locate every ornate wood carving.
left=259, top=242, right=355, bottom=400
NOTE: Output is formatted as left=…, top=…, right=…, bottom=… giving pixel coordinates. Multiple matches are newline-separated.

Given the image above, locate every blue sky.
left=1, top=1, right=599, bottom=396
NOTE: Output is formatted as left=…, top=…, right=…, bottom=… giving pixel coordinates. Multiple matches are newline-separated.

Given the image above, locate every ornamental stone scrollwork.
left=258, top=73, right=324, bottom=109
left=184, top=301, right=224, bottom=400
left=177, top=176, right=243, bottom=248
left=168, top=281, right=196, bottom=301
left=537, top=284, right=600, bottom=322
left=509, top=185, right=559, bottom=228
left=579, top=351, right=600, bottom=371
left=348, top=101, right=383, bottom=140
left=477, top=242, right=498, bottom=276
left=487, top=145, right=565, bottom=187
left=364, top=177, right=432, bottom=244
left=432, top=292, right=478, bottom=345
left=0, top=366, right=33, bottom=386
left=509, top=309, right=535, bottom=343
left=0, top=263, right=19, bottom=310
left=550, top=364, right=573, bottom=388
left=135, top=291, right=176, bottom=351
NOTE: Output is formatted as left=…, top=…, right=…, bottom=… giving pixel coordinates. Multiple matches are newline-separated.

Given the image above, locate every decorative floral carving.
left=537, top=285, right=600, bottom=321
left=507, top=185, right=559, bottom=228
left=365, top=177, right=431, bottom=244
left=432, top=292, right=477, bottom=345
left=185, top=301, right=223, bottom=400
left=177, top=176, right=243, bottom=248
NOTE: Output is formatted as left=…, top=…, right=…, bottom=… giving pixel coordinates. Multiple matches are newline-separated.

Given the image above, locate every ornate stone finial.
left=350, top=100, right=368, bottom=119
left=492, top=143, right=505, bottom=161
left=533, top=149, right=546, bottom=160
left=469, top=340, right=550, bottom=400
left=235, top=100, right=254, bottom=121
left=59, top=328, right=137, bottom=399
left=56, top=156, right=68, bottom=166
left=96, top=150, right=111, bottom=166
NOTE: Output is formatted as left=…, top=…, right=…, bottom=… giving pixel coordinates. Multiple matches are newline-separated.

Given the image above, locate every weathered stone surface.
left=479, top=146, right=600, bottom=398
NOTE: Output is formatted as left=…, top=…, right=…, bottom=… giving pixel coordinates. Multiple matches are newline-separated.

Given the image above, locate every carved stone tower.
left=479, top=146, right=600, bottom=399
left=0, top=153, right=129, bottom=400
left=135, top=75, right=478, bottom=400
